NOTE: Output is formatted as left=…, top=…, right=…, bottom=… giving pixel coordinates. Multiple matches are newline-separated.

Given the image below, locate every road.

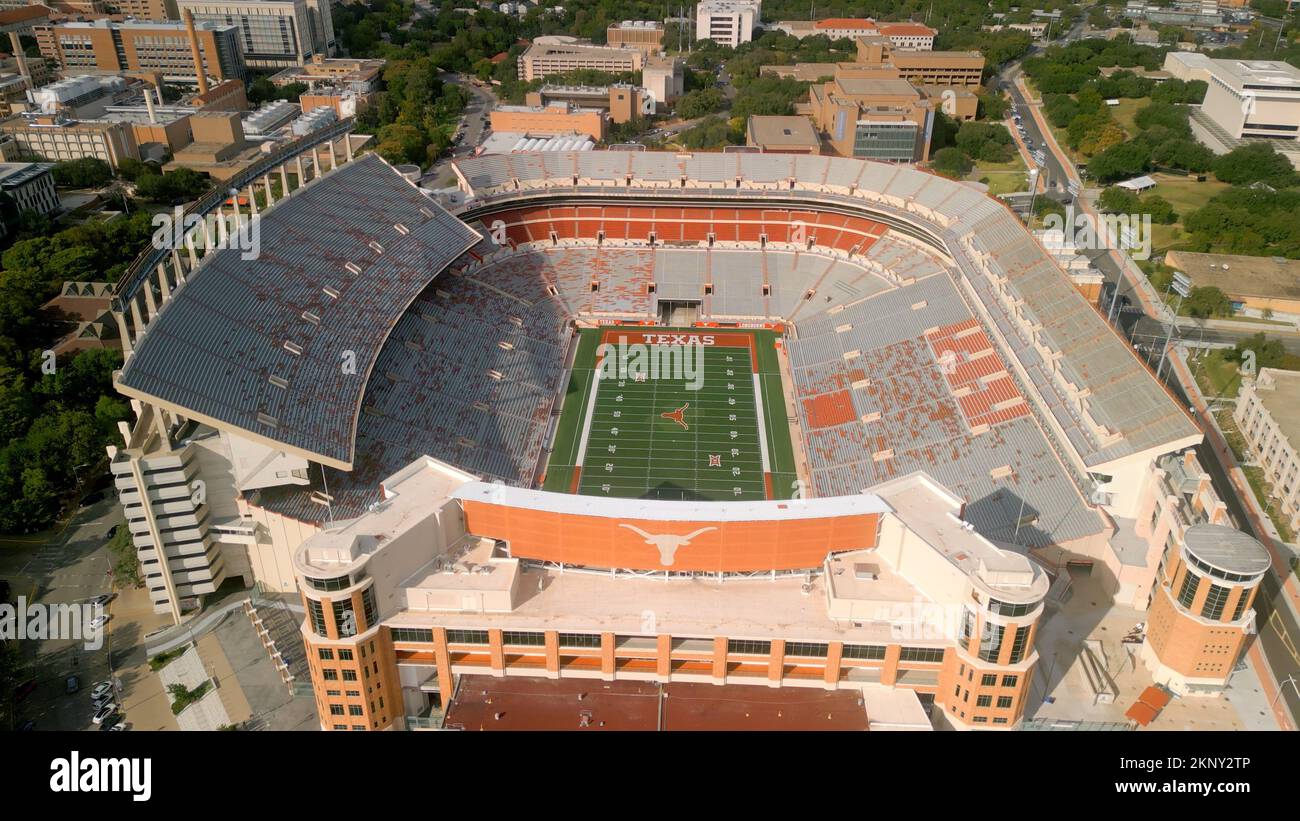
left=2, top=497, right=126, bottom=731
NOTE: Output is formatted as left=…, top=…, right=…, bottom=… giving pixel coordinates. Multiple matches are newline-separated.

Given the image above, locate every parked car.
left=91, top=704, right=118, bottom=725
left=90, top=681, right=114, bottom=701
left=66, top=676, right=79, bottom=694
left=99, top=713, right=124, bottom=731
left=89, top=614, right=108, bottom=630
left=19, top=720, right=35, bottom=731
left=87, top=593, right=114, bottom=608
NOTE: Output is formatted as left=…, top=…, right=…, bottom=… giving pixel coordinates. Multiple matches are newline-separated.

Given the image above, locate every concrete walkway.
left=145, top=596, right=304, bottom=656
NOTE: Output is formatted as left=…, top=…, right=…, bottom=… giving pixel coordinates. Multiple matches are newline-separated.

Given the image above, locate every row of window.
left=394, top=628, right=948, bottom=665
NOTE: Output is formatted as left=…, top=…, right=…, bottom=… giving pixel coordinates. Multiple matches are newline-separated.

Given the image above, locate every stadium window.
left=349, top=705, right=363, bottom=716
left=978, top=623, right=1005, bottom=663
left=728, top=639, right=772, bottom=655
left=1231, top=590, right=1249, bottom=622
left=842, top=644, right=886, bottom=660
left=338, top=649, right=354, bottom=661
left=1007, top=626, right=1031, bottom=665
left=997, top=696, right=1013, bottom=709
left=1002, top=675, right=1018, bottom=688
left=973, top=716, right=989, bottom=724
left=784, top=642, right=828, bottom=658
left=899, top=647, right=944, bottom=664
left=1177, top=569, right=1199, bottom=609
left=648, top=231, right=656, bottom=245
left=318, top=648, right=334, bottom=660
left=447, top=629, right=489, bottom=645
left=329, top=704, right=344, bottom=716
left=993, top=718, right=1008, bottom=725
left=322, top=669, right=338, bottom=681
left=976, top=695, right=992, bottom=707
left=1202, top=583, right=1231, bottom=621
left=503, top=631, right=546, bottom=647
left=590, top=280, right=599, bottom=292
left=981, top=674, right=997, bottom=687
left=704, top=283, right=713, bottom=295
left=559, top=633, right=601, bottom=649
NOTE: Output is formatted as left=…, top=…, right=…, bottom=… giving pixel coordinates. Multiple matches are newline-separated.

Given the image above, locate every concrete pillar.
left=296, top=155, right=306, bottom=186
left=246, top=183, right=258, bottom=215
left=432, top=627, right=453, bottom=702
left=156, top=262, right=171, bottom=301
left=600, top=632, right=615, bottom=681
left=263, top=174, right=274, bottom=208
left=310, top=148, right=321, bottom=182
left=184, top=229, right=198, bottom=270
left=767, top=639, right=785, bottom=687
left=129, top=295, right=146, bottom=343
left=544, top=631, right=560, bottom=679
left=656, top=634, right=672, bottom=681
left=712, top=636, right=727, bottom=682
left=142, top=275, right=158, bottom=321
left=113, top=310, right=134, bottom=357
left=824, top=642, right=843, bottom=689
left=280, top=163, right=291, bottom=196
left=881, top=644, right=902, bottom=687
left=344, top=134, right=354, bottom=162
left=488, top=629, right=504, bottom=677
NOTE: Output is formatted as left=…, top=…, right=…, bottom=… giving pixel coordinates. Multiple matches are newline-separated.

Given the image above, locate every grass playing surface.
left=544, top=327, right=797, bottom=501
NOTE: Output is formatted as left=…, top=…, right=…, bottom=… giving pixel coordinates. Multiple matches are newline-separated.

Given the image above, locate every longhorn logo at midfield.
left=660, top=403, right=690, bottom=430
left=618, top=523, right=718, bottom=566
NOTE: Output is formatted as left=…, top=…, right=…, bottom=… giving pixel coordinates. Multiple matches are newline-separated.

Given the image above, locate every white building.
left=0, top=161, right=57, bottom=226
left=1164, top=52, right=1300, bottom=143
left=696, top=0, right=761, bottom=48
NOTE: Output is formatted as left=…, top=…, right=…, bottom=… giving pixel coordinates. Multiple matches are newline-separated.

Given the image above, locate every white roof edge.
left=451, top=483, right=893, bottom=522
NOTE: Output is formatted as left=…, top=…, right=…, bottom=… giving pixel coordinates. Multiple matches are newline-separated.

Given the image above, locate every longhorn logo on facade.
left=618, top=524, right=718, bottom=566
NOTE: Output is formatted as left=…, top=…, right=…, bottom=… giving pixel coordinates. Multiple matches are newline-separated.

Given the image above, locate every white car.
left=90, top=681, right=113, bottom=701
left=88, top=614, right=108, bottom=630
left=91, top=704, right=118, bottom=724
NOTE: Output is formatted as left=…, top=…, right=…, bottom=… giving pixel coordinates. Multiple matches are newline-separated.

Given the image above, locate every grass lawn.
left=1110, top=97, right=1149, bottom=136
left=1192, top=349, right=1244, bottom=399
left=544, top=328, right=796, bottom=501
left=1143, top=173, right=1231, bottom=256
left=970, top=154, right=1031, bottom=197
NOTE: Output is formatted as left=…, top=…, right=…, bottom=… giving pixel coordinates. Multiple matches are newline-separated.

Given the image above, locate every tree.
left=931, top=147, right=973, bottom=179
left=1183, top=286, right=1233, bottom=318
left=1087, top=141, right=1152, bottom=183
left=51, top=158, right=112, bottom=188
left=1213, top=143, right=1299, bottom=188
left=132, top=168, right=211, bottom=204
left=1230, top=332, right=1286, bottom=370
left=675, top=88, right=725, bottom=120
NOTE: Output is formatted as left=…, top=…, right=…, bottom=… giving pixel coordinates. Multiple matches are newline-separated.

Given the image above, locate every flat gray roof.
left=1183, top=523, right=1271, bottom=575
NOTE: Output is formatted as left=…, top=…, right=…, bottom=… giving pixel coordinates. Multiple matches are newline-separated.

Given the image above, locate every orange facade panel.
left=461, top=499, right=880, bottom=571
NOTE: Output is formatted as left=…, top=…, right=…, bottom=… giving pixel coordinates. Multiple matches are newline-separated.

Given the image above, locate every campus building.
left=606, top=20, right=663, bottom=53
left=745, top=114, right=821, bottom=154
left=774, top=18, right=937, bottom=50
left=176, top=0, right=335, bottom=69
left=524, top=84, right=653, bottom=124
left=0, top=160, right=56, bottom=221
left=0, top=112, right=138, bottom=167
left=808, top=75, right=935, bottom=162
left=37, top=19, right=248, bottom=86
left=696, top=0, right=761, bottom=48
left=516, top=40, right=644, bottom=82
left=642, top=53, right=684, bottom=107
left=490, top=101, right=607, bottom=140
left=1234, top=368, right=1300, bottom=535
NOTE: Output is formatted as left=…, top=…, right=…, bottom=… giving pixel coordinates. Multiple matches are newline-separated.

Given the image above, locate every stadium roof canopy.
left=116, top=154, right=481, bottom=469
left=452, top=151, right=1199, bottom=469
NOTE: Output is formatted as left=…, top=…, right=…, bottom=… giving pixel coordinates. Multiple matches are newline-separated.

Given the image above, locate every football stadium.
left=104, top=132, right=1211, bottom=730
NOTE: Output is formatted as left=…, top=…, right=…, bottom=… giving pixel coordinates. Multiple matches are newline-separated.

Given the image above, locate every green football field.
left=543, top=327, right=798, bottom=501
